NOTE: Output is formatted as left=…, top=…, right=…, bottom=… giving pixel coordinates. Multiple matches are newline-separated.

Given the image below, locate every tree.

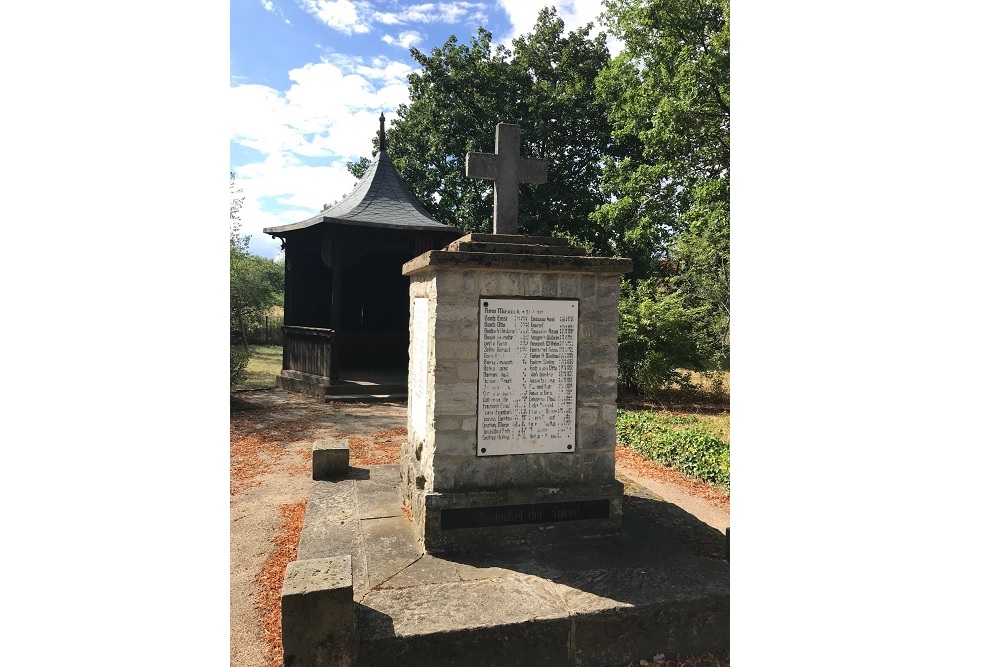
left=349, top=9, right=618, bottom=253
left=230, top=173, right=283, bottom=356
left=597, top=0, right=730, bottom=365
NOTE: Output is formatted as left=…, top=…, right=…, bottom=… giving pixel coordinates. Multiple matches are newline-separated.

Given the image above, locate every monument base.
left=403, top=466, right=624, bottom=554
left=287, top=465, right=730, bottom=667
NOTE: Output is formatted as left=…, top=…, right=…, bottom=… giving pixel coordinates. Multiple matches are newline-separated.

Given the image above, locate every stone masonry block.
left=575, top=424, right=617, bottom=451
left=434, top=324, right=459, bottom=340
left=541, top=274, right=559, bottom=296
left=558, top=273, right=582, bottom=298
left=577, top=407, right=599, bottom=428
left=523, top=272, right=543, bottom=296
left=433, top=361, right=456, bottom=380
left=601, top=404, right=619, bottom=426
left=432, top=416, right=463, bottom=432
left=433, top=303, right=477, bottom=324
left=313, top=439, right=349, bottom=481
left=456, top=362, right=479, bottom=381
left=577, top=380, right=619, bottom=403
left=434, top=270, right=480, bottom=295
left=596, top=276, right=621, bottom=305
left=432, top=429, right=477, bottom=456
left=282, top=555, right=356, bottom=667
left=433, top=383, right=479, bottom=414
left=593, top=363, right=620, bottom=381
left=409, top=278, right=431, bottom=299
left=433, top=340, right=478, bottom=361
left=481, top=271, right=522, bottom=296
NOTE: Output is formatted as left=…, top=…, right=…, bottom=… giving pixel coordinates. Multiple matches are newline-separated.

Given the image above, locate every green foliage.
left=230, top=345, right=250, bottom=388
left=617, top=409, right=730, bottom=491
left=345, top=157, right=370, bottom=180
left=230, top=247, right=284, bottom=345
left=618, top=278, right=707, bottom=394
left=360, top=10, right=618, bottom=252
left=230, top=172, right=284, bottom=351
left=338, top=2, right=730, bottom=394
left=598, top=0, right=730, bottom=364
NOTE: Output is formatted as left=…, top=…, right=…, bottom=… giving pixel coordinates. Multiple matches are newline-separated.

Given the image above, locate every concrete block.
left=281, top=555, right=356, bottom=667
left=313, top=439, right=349, bottom=480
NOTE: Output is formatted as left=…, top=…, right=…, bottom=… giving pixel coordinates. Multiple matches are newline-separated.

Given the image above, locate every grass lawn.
left=235, top=344, right=283, bottom=390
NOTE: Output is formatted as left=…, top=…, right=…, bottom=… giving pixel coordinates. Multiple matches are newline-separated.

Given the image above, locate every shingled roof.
left=264, top=147, right=462, bottom=237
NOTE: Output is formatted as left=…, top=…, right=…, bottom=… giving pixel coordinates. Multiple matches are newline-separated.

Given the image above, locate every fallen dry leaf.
left=254, top=500, right=307, bottom=667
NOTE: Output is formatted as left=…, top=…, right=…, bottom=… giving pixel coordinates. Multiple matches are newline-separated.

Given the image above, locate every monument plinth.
left=402, top=233, right=632, bottom=553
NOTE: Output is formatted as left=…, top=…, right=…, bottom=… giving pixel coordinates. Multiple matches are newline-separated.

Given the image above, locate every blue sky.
left=230, top=0, right=619, bottom=259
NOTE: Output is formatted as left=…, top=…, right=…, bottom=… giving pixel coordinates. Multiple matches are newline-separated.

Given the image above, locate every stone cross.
left=466, top=123, right=548, bottom=234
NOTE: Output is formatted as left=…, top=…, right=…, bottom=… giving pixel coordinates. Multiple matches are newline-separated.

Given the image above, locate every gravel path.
left=230, top=389, right=729, bottom=667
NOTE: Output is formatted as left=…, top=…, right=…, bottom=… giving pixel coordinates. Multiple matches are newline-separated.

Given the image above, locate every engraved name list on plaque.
left=477, top=297, right=578, bottom=456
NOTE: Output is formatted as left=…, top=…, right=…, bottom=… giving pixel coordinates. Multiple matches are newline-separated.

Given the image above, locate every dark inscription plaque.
left=440, top=499, right=610, bottom=530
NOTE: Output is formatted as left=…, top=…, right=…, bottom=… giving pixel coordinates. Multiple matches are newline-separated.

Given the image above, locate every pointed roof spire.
left=263, top=114, right=463, bottom=236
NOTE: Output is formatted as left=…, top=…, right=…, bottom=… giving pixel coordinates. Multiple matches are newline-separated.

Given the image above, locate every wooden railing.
left=282, top=326, right=337, bottom=380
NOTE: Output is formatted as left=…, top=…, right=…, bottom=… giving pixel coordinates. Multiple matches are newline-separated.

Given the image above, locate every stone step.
left=323, top=393, right=408, bottom=402
left=455, top=232, right=570, bottom=246
left=446, top=240, right=588, bottom=256
left=288, top=471, right=730, bottom=667
left=324, top=382, right=407, bottom=396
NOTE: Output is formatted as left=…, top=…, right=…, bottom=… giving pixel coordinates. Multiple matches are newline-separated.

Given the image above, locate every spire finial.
left=379, top=112, right=386, bottom=151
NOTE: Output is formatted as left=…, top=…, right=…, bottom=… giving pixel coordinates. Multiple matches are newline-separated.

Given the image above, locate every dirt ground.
left=230, top=388, right=730, bottom=667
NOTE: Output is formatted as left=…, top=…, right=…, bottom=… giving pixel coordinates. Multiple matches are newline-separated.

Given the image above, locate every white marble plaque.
left=410, top=298, right=429, bottom=441
left=477, top=298, right=578, bottom=456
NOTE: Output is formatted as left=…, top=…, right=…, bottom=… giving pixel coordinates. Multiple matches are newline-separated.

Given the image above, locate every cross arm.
left=518, top=157, right=548, bottom=184
left=466, top=153, right=497, bottom=180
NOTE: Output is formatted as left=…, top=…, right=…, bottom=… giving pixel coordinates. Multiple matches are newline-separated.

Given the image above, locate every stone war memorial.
left=280, top=122, right=729, bottom=667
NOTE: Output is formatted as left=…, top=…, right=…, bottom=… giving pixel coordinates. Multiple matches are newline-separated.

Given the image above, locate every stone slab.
left=313, top=439, right=350, bottom=480
left=447, top=241, right=588, bottom=256
left=296, top=479, right=371, bottom=599
left=282, top=555, right=356, bottom=667
left=402, top=250, right=633, bottom=276
left=358, top=576, right=571, bottom=667
left=360, top=515, right=423, bottom=591
left=454, top=233, right=570, bottom=246
left=287, top=466, right=729, bottom=666
left=355, top=465, right=404, bottom=520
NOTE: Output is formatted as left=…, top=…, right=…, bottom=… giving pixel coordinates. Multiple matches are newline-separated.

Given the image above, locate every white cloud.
left=231, top=55, right=415, bottom=256
left=497, top=0, right=623, bottom=56
left=261, top=0, right=294, bottom=25
left=381, top=30, right=424, bottom=49
left=374, top=2, right=487, bottom=26
left=297, top=0, right=373, bottom=34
